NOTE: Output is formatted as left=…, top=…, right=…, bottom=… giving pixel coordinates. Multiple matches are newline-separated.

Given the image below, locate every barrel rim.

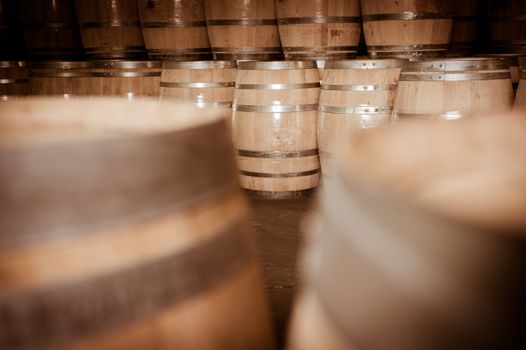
left=0, top=61, right=27, bottom=68
left=325, top=59, right=407, bottom=69
left=92, top=60, right=162, bottom=69
left=402, top=58, right=510, bottom=72
left=162, top=61, right=237, bottom=69
left=237, top=61, right=317, bottom=70
left=29, top=61, right=94, bottom=69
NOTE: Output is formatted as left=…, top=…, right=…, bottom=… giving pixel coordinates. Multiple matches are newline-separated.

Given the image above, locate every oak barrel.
left=488, top=0, right=526, bottom=53
left=0, top=97, right=275, bottom=350
left=514, top=57, right=526, bottom=108
left=275, top=0, right=361, bottom=60
left=449, top=0, right=478, bottom=55
left=204, top=0, right=282, bottom=60
left=318, top=59, right=404, bottom=175
left=18, top=0, right=83, bottom=59
left=160, top=60, right=236, bottom=109
left=393, top=58, right=513, bottom=120
left=90, top=60, right=161, bottom=98
left=478, top=53, right=524, bottom=92
left=138, top=0, right=211, bottom=61
left=232, top=61, right=320, bottom=198
left=303, top=114, right=526, bottom=350
left=360, top=0, right=453, bottom=59
left=0, top=61, right=29, bottom=99
left=29, top=61, right=92, bottom=97
left=75, top=0, right=147, bottom=59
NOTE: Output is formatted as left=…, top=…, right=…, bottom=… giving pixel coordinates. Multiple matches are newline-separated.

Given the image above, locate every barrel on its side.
left=488, top=0, right=526, bottom=54
left=0, top=61, right=29, bottom=99
left=478, top=53, right=524, bottom=93
left=275, top=0, right=361, bottom=60
left=138, top=0, right=211, bottom=61
left=318, top=59, right=404, bottom=174
left=204, top=0, right=282, bottom=60
left=232, top=61, right=320, bottom=198
left=360, top=0, right=453, bottom=59
left=75, top=0, right=146, bottom=59
left=393, top=58, right=513, bottom=120
left=515, top=57, right=526, bottom=108
left=449, top=0, right=478, bottom=56
left=90, top=60, right=161, bottom=98
left=29, top=61, right=92, bottom=97
left=0, top=98, right=275, bottom=350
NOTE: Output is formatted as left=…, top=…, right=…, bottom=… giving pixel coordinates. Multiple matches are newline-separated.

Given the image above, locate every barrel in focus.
left=29, top=61, right=92, bottom=97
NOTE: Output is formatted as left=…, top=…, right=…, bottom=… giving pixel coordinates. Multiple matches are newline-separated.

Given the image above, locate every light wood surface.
left=29, top=61, right=92, bottom=97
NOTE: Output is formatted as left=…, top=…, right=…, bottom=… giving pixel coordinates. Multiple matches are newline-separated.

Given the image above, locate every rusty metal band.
left=161, top=81, right=234, bottom=88
left=277, top=16, right=361, bottom=25
left=452, top=15, right=478, bottom=21
left=234, top=103, right=318, bottom=113
left=84, top=46, right=147, bottom=57
left=141, top=20, right=206, bottom=28
left=0, top=61, right=26, bottom=68
left=206, top=19, right=277, bottom=26
left=244, top=188, right=317, bottom=199
left=149, top=48, right=210, bottom=54
left=235, top=82, right=320, bottom=90
left=282, top=45, right=358, bottom=53
left=0, top=218, right=254, bottom=350
left=367, top=43, right=448, bottom=52
left=93, top=61, right=161, bottom=69
left=320, top=105, right=392, bottom=114
left=400, top=72, right=510, bottom=81
left=369, top=51, right=446, bottom=59
left=394, top=111, right=464, bottom=120
left=79, top=20, right=141, bottom=29
left=0, top=120, right=238, bottom=247
left=362, top=12, right=451, bottom=22
left=403, top=59, right=508, bottom=72
left=325, top=59, right=405, bottom=69
left=237, top=149, right=318, bottom=158
left=321, top=84, right=397, bottom=91
left=92, top=72, right=161, bottom=78
left=23, top=22, right=75, bottom=29
left=237, top=60, right=316, bottom=70
left=212, top=46, right=282, bottom=53
left=162, top=60, right=236, bottom=69
left=0, top=79, right=29, bottom=84
left=240, top=168, right=319, bottom=178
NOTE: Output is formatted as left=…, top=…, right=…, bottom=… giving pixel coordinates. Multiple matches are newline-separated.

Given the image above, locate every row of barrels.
left=2, top=0, right=526, bottom=61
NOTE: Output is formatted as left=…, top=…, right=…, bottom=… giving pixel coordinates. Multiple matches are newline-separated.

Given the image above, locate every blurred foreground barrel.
left=449, top=0, right=478, bottom=56
left=290, top=114, right=526, bottom=350
left=232, top=61, right=320, bottom=198
left=138, top=0, right=211, bottom=60
left=488, top=0, right=526, bottom=53
left=204, top=0, right=282, bottom=60
left=75, top=0, right=146, bottom=59
left=515, top=58, right=526, bottom=108
left=0, top=61, right=29, bottom=99
left=275, top=0, right=361, bottom=60
left=360, top=0, right=453, bottom=59
left=393, top=58, right=513, bottom=120
left=29, top=61, right=92, bottom=97
left=90, top=60, right=161, bottom=98
left=0, top=98, right=275, bottom=350
left=318, top=59, right=404, bottom=175
left=18, top=0, right=83, bottom=59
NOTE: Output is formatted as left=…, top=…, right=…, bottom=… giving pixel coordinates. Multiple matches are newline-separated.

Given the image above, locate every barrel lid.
left=30, top=61, right=93, bottom=69
left=0, top=61, right=27, bottom=68
left=92, top=60, right=162, bottom=69
left=162, top=61, right=237, bottom=69
left=237, top=61, right=316, bottom=70
left=325, top=59, right=407, bottom=70
left=402, top=58, right=509, bottom=72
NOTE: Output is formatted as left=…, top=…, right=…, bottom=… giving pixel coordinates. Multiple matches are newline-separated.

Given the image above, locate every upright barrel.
left=449, top=0, right=478, bottom=56
left=488, top=0, right=526, bottom=53
left=318, top=59, right=404, bottom=174
left=0, top=98, right=275, bottom=350
left=232, top=61, right=320, bottom=198
left=515, top=58, right=526, bottom=108
left=360, top=0, right=453, bottom=59
left=393, top=58, right=513, bottom=120
left=90, top=60, right=161, bottom=98
left=160, top=61, right=236, bottom=109
left=29, top=61, right=92, bottom=97
left=75, top=0, right=147, bottom=59
left=0, top=61, right=29, bottom=99
left=275, top=0, right=361, bottom=60
left=18, top=0, right=83, bottom=59
left=204, top=0, right=282, bottom=60
left=138, top=0, right=211, bottom=61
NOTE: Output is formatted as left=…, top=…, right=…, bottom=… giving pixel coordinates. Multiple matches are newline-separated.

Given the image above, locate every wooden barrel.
left=478, top=53, right=524, bottom=92
left=204, top=0, right=282, bottom=60
left=29, top=61, right=92, bottom=97
left=138, top=0, right=212, bottom=61
left=0, top=98, right=275, bottom=350
left=75, top=0, right=147, bottom=59
left=393, top=58, right=514, bottom=120
left=275, top=0, right=361, bottom=60
left=360, top=0, right=453, bottom=59
left=488, top=0, right=526, bottom=54
left=160, top=61, right=236, bottom=109
left=308, top=113, right=526, bottom=350
left=18, top=0, right=83, bottom=59
left=515, top=57, right=526, bottom=108
left=318, top=59, right=404, bottom=175
left=0, top=61, right=29, bottom=99
left=232, top=61, right=320, bottom=198
left=90, top=60, right=161, bottom=98
left=449, top=0, right=478, bottom=55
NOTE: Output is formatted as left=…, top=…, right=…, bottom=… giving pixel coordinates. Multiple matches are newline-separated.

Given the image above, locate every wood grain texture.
left=29, top=61, right=92, bottom=97
left=0, top=61, right=29, bottom=99
left=449, top=0, right=478, bottom=55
